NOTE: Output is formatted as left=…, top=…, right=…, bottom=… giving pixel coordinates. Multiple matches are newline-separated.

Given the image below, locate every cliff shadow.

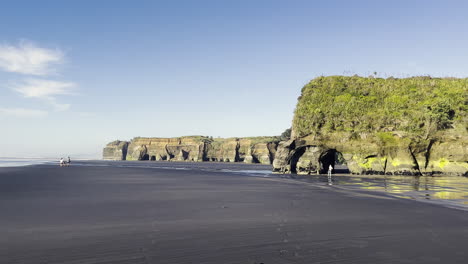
left=181, top=150, right=190, bottom=160
left=251, top=155, right=260, bottom=164
left=141, top=154, right=149, bottom=161
left=122, top=144, right=128, bottom=160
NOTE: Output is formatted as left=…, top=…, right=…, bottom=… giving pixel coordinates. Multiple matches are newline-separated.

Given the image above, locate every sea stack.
left=273, top=76, right=468, bottom=176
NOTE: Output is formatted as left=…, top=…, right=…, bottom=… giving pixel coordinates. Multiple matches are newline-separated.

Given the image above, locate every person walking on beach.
left=67, top=156, right=71, bottom=166
left=327, top=164, right=333, bottom=185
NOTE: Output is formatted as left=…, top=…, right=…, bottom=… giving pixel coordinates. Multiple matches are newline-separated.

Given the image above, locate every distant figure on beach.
left=67, top=156, right=71, bottom=166
left=328, top=164, right=333, bottom=176
left=60, top=158, right=64, bottom=167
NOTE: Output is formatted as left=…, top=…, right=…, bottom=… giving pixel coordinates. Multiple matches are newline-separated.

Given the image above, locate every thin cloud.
left=11, top=78, right=75, bottom=111
left=0, top=41, right=64, bottom=76
left=13, top=78, right=75, bottom=98
left=48, top=98, right=71, bottom=111
left=0, top=107, right=48, bottom=118
left=0, top=40, right=78, bottom=113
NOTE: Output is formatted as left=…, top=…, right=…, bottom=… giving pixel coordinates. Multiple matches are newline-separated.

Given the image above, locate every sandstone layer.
left=103, top=136, right=279, bottom=164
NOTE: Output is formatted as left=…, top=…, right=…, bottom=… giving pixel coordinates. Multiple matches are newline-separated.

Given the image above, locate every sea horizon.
left=0, top=157, right=99, bottom=167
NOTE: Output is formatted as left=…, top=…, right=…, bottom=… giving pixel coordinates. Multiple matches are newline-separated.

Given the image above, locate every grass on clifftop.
left=293, top=76, right=468, bottom=142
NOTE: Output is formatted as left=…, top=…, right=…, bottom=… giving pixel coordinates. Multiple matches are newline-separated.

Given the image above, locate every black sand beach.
left=0, top=163, right=467, bottom=264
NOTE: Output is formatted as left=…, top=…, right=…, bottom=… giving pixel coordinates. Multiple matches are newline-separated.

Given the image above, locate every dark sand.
left=0, top=163, right=467, bottom=264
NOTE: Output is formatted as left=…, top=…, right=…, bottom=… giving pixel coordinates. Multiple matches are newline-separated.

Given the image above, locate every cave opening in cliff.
left=181, top=150, right=189, bottom=160
left=150, top=155, right=156, bottom=161
left=318, top=149, right=349, bottom=173
left=141, top=154, right=149, bottom=161
left=290, top=147, right=307, bottom=174
left=319, top=150, right=336, bottom=173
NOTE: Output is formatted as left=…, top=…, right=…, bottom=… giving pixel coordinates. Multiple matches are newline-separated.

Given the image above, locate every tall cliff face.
left=204, top=138, right=278, bottom=164
left=205, top=138, right=238, bottom=162
left=103, top=136, right=279, bottom=164
left=102, top=140, right=129, bottom=160
left=273, top=76, right=468, bottom=176
left=126, top=137, right=206, bottom=161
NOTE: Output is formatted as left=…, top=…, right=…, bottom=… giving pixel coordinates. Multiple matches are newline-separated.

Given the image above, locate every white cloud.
left=13, top=78, right=75, bottom=98
left=0, top=40, right=78, bottom=113
left=0, top=41, right=64, bottom=76
left=0, top=108, right=47, bottom=118
left=11, top=78, right=75, bottom=111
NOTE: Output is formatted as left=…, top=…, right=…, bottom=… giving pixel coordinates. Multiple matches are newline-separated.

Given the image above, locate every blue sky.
left=1, top=0, right=467, bottom=158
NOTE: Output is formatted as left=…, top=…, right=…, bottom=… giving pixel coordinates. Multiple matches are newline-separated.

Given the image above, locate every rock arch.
left=290, top=147, right=307, bottom=174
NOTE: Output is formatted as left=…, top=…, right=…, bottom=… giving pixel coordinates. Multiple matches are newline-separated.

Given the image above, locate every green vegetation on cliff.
left=274, top=76, right=467, bottom=176
left=293, top=76, right=468, bottom=142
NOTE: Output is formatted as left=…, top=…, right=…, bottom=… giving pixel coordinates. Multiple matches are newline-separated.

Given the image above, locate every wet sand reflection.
left=287, top=173, right=468, bottom=210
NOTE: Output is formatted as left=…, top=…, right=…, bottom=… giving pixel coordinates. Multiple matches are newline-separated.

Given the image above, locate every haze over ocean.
left=1, top=0, right=468, bottom=157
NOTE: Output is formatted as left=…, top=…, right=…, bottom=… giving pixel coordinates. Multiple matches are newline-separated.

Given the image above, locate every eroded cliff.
left=273, top=76, right=468, bottom=176
left=102, top=140, right=129, bottom=160
left=103, top=136, right=279, bottom=164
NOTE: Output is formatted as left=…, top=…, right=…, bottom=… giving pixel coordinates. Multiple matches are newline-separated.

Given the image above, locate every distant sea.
left=0, top=158, right=56, bottom=167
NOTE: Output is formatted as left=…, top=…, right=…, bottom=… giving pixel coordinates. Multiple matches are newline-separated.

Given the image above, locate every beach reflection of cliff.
left=336, top=175, right=468, bottom=208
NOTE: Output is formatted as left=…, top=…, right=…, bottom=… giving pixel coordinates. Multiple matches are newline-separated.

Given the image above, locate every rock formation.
left=103, top=136, right=279, bottom=164
left=102, top=140, right=129, bottom=160
left=273, top=76, right=468, bottom=176
left=126, top=137, right=206, bottom=162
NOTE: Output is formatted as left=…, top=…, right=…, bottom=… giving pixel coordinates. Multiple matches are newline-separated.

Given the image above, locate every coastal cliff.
left=103, top=136, right=279, bottom=164
left=273, top=76, right=468, bottom=176
left=102, top=140, right=128, bottom=160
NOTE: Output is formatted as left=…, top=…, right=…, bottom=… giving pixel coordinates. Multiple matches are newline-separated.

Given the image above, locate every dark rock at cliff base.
left=273, top=76, right=468, bottom=176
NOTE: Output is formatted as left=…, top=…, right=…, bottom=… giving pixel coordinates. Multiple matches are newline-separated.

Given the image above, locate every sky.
left=1, top=0, right=467, bottom=158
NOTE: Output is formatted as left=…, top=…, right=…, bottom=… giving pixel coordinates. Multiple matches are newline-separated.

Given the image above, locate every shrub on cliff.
left=293, top=76, right=468, bottom=143
left=280, top=128, right=291, bottom=141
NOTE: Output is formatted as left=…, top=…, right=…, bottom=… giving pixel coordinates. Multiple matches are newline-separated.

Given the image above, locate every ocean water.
left=0, top=158, right=55, bottom=167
